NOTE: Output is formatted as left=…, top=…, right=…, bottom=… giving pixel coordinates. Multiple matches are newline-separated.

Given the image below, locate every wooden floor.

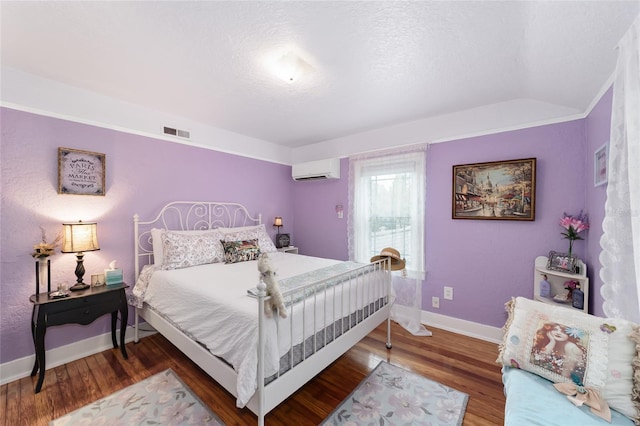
left=0, top=322, right=505, bottom=425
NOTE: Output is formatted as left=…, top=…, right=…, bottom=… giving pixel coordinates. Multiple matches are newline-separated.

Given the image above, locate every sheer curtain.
left=600, top=16, right=640, bottom=322
left=348, top=147, right=430, bottom=336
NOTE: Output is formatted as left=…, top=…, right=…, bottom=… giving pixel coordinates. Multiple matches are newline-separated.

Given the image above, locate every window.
left=348, top=150, right=426, bottom=275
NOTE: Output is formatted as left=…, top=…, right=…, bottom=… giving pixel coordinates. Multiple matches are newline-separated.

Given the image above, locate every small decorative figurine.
left=540, top=274, right=551, bottom=298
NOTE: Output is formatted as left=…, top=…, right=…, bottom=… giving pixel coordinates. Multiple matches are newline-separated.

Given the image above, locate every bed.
left=130, top=201, right=392, bottom=425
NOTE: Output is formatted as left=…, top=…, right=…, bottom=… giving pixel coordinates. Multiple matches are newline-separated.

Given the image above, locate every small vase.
left=36, top=258, right=50, bottom=294
left=566, top=288, right=573, bottom=302
left=572, top=287, right=584, bottom=310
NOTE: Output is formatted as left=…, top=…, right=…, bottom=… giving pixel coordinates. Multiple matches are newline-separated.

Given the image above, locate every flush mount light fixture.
left=272, top=51, right=312, bottom=83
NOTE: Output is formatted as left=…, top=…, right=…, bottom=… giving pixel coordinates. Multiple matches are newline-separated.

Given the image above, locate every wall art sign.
left=58, top=147, right=106, bottom=196
left=594, top=143, right=608, bottom=187
left=452, top=157, right=536, bottom=221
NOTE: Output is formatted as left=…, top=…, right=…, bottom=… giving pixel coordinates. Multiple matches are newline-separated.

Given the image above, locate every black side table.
left=29, top=283, right=129, bottom=393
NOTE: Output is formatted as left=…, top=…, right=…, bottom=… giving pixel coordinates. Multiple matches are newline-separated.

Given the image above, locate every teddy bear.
left=257, top=253, right=287, bottom=318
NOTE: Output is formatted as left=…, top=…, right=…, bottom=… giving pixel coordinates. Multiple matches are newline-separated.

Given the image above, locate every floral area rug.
left=322, top=361, right=468, bottom=426
left=50, top=369, right=225, bottom=425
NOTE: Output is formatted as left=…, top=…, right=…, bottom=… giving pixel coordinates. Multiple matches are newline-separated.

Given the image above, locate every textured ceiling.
left=1, top=1, right=638, bottom=147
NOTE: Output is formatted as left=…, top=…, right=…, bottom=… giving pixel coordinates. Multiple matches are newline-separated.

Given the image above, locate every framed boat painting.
left=452, top=157, right=536, bottom=221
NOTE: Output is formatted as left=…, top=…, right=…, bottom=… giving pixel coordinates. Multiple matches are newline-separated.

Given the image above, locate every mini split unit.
left=292, top=159, right=340, bottom=181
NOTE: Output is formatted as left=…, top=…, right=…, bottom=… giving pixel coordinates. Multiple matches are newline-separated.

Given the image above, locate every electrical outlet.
left=444, top=286, right=453, bottom=300
left=432, top=296, right=440, bottom=308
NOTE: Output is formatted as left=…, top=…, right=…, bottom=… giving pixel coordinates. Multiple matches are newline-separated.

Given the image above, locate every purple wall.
left=424, top=121, right=587, bottom=327
left=291, top=160, right=349, bottom=260
left=585, top=88, right=613, bottom=317
left=0, top=107, right=292, bottom=364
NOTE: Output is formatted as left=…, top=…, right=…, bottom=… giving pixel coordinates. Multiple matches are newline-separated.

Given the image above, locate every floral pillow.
left=220, top=224, right=277, bottom=253
left=497, top=297, right=640, bottom=421
left=221, top=239, right=261, bottom=264
left=161, top=230, right=224, bottom=270
left=152, top=228, right=223, bottom=266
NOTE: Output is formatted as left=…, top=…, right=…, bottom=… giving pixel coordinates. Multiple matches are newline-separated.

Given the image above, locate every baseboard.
left=0, top=325, right=156, bottom=386
left=421, top=310, right=504, bottom=344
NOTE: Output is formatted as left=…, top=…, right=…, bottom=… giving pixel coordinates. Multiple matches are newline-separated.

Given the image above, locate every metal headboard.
left=134, top=201, right=262, bottom=277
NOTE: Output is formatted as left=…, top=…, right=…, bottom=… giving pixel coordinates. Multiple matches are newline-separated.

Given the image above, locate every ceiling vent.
left=292, top=159, right=340, bottom=181
left=163, top=126, right=190, bottom=139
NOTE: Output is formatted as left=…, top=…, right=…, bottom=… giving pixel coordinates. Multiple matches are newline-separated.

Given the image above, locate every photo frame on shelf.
left=452, top=157, right=536, bottom=221
left=58, top=147, right=106, bottom=196
left=594, top=142, right=608, bottom=187
left=546, top=251, right=577, bottom=274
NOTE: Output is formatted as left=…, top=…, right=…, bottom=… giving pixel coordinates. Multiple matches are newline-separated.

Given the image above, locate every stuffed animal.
left=257, top=253, right=287, bottom=318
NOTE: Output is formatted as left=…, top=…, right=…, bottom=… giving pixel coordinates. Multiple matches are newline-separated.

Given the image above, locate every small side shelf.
left=533, top=256, right=589, bottom=313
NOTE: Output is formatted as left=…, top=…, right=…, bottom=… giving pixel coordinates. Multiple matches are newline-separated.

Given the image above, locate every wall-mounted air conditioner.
left=292, top=159, right=341, bottom=181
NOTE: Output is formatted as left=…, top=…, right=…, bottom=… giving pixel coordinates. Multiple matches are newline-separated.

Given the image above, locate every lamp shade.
left=274, top=217, right=283, bottom=227
left=61, top=221, right=100, bottom=253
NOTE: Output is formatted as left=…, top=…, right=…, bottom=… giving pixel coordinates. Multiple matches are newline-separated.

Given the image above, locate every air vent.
left=163, top=126, right=190, bottom=139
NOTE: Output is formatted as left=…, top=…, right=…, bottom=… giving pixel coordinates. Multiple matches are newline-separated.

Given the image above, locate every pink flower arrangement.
left=564, top=280, right=579, bottom=291
left=560, top=211, right=589, bottom=258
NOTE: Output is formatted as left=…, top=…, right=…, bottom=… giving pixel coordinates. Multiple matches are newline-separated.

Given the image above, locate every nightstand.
left=29, top=283, right=129, bottom=393
left=277, top=246, right=299, bottom=254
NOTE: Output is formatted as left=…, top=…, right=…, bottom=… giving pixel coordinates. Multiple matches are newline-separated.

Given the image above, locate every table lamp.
left=274, top=216, right=283, bottom=233
left=61, top=221, right=100, bottom=291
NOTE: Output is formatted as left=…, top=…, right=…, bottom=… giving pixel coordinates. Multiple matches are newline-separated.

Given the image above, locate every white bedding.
left=139, top=252, right=381, bottom=407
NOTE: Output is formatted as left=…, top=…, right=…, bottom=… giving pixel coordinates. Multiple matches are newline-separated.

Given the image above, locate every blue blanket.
left=502, top=367, right=634, bottom=425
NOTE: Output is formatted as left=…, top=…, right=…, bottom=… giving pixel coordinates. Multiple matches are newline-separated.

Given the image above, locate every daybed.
left=130, top=201, right=392, bottom=426
left=498, top=297, right=640, bottom=425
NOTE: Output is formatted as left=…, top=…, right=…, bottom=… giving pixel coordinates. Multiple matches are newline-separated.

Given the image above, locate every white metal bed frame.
left=132, top=201, right=392, bottom=425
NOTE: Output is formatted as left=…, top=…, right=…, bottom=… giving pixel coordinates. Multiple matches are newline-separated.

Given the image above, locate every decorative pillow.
left=221, top=239, right=261, bottom=264
left=498, top=297, right=639, bottom=420
left=161, top=230, right=224, bottom=270
left=151, top=228, right=222, bottom=266
left=220, top=224, right=277, bottom=253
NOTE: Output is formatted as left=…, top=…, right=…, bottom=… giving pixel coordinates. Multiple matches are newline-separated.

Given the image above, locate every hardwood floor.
left=0, top=322, right=505, bottom=425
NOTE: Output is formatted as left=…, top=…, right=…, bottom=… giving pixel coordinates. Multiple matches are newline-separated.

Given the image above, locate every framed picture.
left=275, top=233, right=291, bottom=248
left=452, top=158, right=536, bottom=221
left=58, top=147, right=106, bottom=196
left=594, top=143, right=608, bottom=187
left=547, top=251, right=578, bottom=274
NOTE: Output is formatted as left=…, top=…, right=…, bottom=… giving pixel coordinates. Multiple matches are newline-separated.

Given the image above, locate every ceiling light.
left=273, top=51, right=311, bottom=83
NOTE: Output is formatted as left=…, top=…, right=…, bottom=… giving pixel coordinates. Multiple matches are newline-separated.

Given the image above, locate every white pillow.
left=498, top=297, right=640, bottom=420
left=160, top=229, right=225, bottom=270
left=151, top=228, right=223, bottom=266
left=219, top=224, right=277, bottom=253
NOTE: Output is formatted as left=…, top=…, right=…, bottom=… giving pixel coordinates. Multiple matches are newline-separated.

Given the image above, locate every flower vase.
left=36, top=258, right=50, bottom=294
left=566, top=288, right=573, bottom=302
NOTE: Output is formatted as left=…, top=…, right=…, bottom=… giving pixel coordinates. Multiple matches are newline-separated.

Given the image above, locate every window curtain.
left=600, top=16, right=640, bottom=322
left=348, top=147, right=430, bottom=336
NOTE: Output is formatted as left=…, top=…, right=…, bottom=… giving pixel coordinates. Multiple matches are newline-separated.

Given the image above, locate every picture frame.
left=275, top=233, right=291, bottom=249
left=546, top=251, right=578, bottom=274
left=452, top=157, right=536, bottom=221
left=594, top=143, right=608, bottom=187
left=91, top=273, right=105, bottom=287
left=58, top=147, right=106, bottom=196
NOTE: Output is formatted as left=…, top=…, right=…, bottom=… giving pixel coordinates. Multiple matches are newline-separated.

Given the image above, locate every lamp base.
left=69, top=283, right=90, bottom=291
left=70, top=252, right=89, bottom=291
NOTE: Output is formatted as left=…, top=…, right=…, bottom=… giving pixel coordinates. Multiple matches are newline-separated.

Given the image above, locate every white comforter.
left=142, top=252, right=356, bottom=407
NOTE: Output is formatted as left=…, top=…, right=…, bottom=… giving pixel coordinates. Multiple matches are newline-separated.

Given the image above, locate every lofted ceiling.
left=1, top=1, right=639, bottom=148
